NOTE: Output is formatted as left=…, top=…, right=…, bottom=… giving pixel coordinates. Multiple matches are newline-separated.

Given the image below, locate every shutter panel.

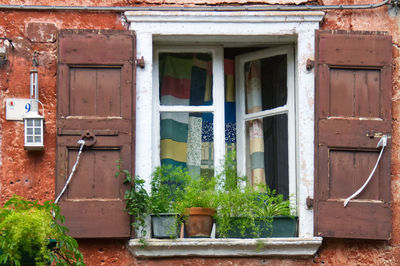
left=56, top=30, right=135, bottom=238
left=315, top=31, right=392, bottom=240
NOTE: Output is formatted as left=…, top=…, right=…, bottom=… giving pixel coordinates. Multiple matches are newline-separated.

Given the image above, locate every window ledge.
left=128, top=237, right=323, bottom=258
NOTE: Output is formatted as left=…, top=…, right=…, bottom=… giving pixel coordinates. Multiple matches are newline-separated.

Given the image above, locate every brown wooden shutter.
left=56, top=30, right=135, bottom=238
left=315, top=31, right=392, bottom=240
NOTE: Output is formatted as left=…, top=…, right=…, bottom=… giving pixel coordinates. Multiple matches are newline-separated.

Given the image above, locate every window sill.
left=128, top=237, right=323, bottom=258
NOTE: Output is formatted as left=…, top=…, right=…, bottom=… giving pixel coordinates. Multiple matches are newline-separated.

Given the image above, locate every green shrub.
left=0, top=195, right=85, bottom=266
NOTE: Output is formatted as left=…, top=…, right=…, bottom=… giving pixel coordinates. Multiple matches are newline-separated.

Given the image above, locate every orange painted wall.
left=0, top=0, right=399, bottom=265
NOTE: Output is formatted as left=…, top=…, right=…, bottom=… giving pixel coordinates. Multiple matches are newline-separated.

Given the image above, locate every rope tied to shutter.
left=344, top=134, right=388, bottom=207
left=54, top=139, right=85, bottom=205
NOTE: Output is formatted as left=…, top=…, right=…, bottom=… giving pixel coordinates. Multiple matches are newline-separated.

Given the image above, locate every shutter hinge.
left=306, top=59, right=315, bottom=71
left=306, top=196, right=314, bottom=209
left=135, top=56, right=145, bottom=68
left=366, top=131, right=392, bottom=139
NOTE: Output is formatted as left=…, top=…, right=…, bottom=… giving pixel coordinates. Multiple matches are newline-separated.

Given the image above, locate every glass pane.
left=246, top=114, right=288, bottom=198
left=245, top=54, right=287, bottom=114
left=27, top=128, right=33, bottom=135
left=34, top=136, right=41, bottom=143
left=26, top=119, right=33, bottom=126
left=224, top=58, right=237, bottom=154
left=160, top=112, right=214, bottom=178
left=34, top=128, right=41, bottom=135
left=159, top=53, right=213, bottom=106
left=34, top=119, right=41, bottom=126
left=27, top=136, right=33, bottom=143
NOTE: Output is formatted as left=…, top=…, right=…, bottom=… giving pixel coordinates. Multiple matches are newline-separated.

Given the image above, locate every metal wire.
left=54, top=140, right=85, bottom=205
left=0, top=0, right=392, bottom=13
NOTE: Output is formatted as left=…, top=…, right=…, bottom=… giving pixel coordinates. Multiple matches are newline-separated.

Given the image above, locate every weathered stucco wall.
left=0, top=0, right=399, bottom=265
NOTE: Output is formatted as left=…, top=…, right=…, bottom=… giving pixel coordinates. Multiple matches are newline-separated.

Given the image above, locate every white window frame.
left=153, top=46, right=225, bottom=172
left=125, top=10, right=324, bottom=257
left=235, top=46, right=296, bottom=207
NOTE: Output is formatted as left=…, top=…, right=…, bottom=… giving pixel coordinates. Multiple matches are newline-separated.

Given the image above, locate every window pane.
left=159, top=53, right=213, bottom=106
left=27, top=128, right=33, bottom=135
left=34, top=136, right=41, bottom=143
left=26, top=119, right=33, bottom=126
left=225, top=58, right=237, bottom=154
left=246, top=114, right=288, bottom=198
left=27, top=136, right=33, bottom=143
left=160, top=112, right=214, bottom=178
left=245, top=55, right=287, bottom=114
left=34, top=128, right=41, bottom=135
left=34, top=119, right=41, bottom=126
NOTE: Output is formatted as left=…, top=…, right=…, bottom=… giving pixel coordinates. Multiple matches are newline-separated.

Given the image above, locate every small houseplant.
left=215, top=185, right=296, bottom=238
left=115, top=163, right=150, bottom=243
left=174, top=175, right=218, bottom=238
left=116, top=163, right=190, bottom=240
left=149, top=165, right=189, bottom=238
left=0, top=195, right=85, bottom=266
left=215, top=151, right=296, bottom=238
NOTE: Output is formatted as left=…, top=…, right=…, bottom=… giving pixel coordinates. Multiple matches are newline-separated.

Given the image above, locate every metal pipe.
left=0, top=0, right=392, bottom=12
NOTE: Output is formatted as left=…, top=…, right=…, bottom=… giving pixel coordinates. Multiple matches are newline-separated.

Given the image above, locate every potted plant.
left=149, top=165, right=189, bottom=239
left=116, top=163, right=189, bottom=240
left=115, top=163, right=150, bottom=244
left=215, top=183, right=297, bottom=238
left=174, top=175, right=218, bottom=238
left=0, top=195, right=85, bottom=266
left=215, top=151, right=297, bottom=238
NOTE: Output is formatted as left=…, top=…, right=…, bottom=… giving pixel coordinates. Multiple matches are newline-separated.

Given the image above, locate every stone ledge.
left=128, top=237, right=323, bottom=258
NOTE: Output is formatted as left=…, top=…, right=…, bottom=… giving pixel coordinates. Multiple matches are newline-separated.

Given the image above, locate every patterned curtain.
left=245, top=60, right=267, bottom=189
left=159, top=53, right=213, bottom=177
left=159, top=54, right=237, bottom=178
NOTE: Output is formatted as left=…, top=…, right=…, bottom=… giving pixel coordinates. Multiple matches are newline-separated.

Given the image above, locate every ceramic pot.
left=184, top=207, right=216, bottom=238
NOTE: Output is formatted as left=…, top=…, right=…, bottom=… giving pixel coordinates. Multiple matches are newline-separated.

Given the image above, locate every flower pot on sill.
left=216, top=216, right=298, bottom=238
left=184, top=207, right=216, bottom=238
left=151, top=213, right=180, bottom=239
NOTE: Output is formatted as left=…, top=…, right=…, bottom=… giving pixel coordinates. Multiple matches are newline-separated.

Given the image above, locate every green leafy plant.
left=150, top=165, right=190, bottom=214
left=115, top=162, right=150, bottom=243
left=173, top=175, right=218, bottom=216
left=0, top=195, right=85, bottom=266
left=116, top=163, right=191, bottom=241
left=214, top=151, right=294, bottom=238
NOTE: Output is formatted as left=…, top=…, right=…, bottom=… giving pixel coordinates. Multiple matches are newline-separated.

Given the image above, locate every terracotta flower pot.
left=184, top=207, right=216, bottom=238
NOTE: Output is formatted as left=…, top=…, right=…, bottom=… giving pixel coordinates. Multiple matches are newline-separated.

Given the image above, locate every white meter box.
left=6, top=98, right=32, bottom=121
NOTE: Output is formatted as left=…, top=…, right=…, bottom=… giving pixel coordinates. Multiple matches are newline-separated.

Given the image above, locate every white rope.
left=54, top=140, right=85, bottom=205
left=344, top=135, right=387, bottom=207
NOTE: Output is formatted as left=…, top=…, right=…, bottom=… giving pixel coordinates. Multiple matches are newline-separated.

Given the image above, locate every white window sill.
left=128, top=237, right=323, bottom=258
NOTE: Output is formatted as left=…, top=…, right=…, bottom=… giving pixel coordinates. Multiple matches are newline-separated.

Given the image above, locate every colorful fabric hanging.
left=245, top=60, right=266, bottom=189
left=159, top=54, right=237, bottom=177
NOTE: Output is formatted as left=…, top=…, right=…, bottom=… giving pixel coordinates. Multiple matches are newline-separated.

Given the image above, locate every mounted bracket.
left=306, top=59, right=315, bottom=71
left=306, top=196, right=314, bottom=209
left=136, top=56, right=145, bottom=68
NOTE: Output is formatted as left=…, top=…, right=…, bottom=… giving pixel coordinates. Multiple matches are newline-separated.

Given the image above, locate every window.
left=154, top=47, right=225, bottom=177
left=154, top=46, right=295, bottom=202
left=127, top=10, right=324, bottom=257
left=236, top=47, right=295, bottom=199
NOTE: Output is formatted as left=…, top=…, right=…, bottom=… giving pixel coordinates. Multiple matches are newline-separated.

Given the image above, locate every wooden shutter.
left=56, top=30, right=135, bottom=238
left=315, top=31, right=392, bottom=240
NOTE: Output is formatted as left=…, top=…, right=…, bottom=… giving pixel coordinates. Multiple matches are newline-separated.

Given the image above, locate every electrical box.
left=5, top=98, right=32, bottom=121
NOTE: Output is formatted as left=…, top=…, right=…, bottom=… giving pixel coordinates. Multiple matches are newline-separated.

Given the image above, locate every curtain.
left=159, top=54, right=237, bottom=178
left=245, top=60, right=267, bottom=189
left=159, top=53, right=213, bottom=177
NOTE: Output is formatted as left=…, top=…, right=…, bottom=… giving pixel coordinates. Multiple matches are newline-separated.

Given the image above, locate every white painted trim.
left=125, top=11, right=325, bottom=23
left=128, top=237, right=323, bottom=258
